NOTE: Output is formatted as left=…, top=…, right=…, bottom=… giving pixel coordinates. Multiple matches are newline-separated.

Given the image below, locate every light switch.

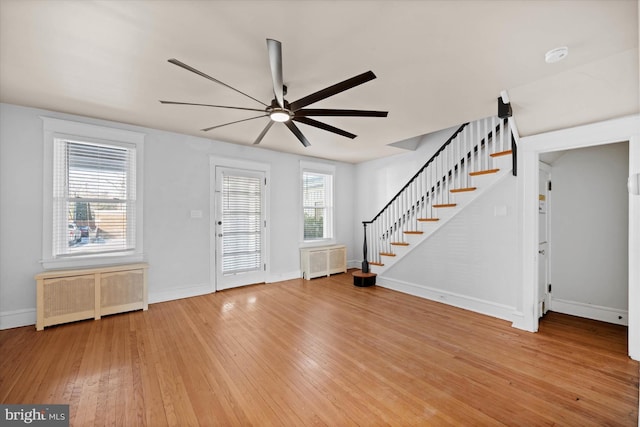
left=190, top=210, right=203, bottom=219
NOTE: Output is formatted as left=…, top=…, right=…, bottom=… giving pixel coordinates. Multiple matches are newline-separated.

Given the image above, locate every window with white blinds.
left=221, top=173, right=264, bottom=274
left=52, top=138, right=136, bottom=257
left=302, top=167, right=334, bottom=242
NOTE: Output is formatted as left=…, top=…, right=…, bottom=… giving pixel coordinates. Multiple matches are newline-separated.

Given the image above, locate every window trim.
left=300, top=160, right=336, bottom=247
left=41, top=117, right=145, bottom=269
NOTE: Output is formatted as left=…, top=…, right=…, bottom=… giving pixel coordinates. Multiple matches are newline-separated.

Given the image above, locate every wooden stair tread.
left=469, top=168, right=500, bottom=177
left=390, top=242, right=409, bottom=246
left=450, top=187, right=477, bottom=193
left=369, top=261, right=384, bottom=266
left=403, top=231, right=423, bottom=235
left=433, top=203, right=457, bottom=208
left=490, top=149, right=513, bottom=158
left=418, top=218, right=440, bottom=222
left=380, top=252, right=396, bottom=257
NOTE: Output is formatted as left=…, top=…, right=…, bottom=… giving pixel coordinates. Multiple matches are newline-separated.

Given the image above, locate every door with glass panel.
left=214, top=167, right=266, bottom=290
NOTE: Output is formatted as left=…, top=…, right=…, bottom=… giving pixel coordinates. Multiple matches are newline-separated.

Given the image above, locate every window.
left=42, top=118, right=144, bottom=268
left=53, top=139, right=135, bottom=256
left=301, top=162, right=334, bottom=243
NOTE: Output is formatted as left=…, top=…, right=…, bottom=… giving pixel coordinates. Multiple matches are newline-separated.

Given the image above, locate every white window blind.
left=52, top=139, right=136, bottom=257
left=302, top=171, right=333, bottom=241
left=222, top=173, right=263, bottom=274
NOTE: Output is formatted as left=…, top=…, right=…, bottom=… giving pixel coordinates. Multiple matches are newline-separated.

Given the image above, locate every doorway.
left=541, top=143, right=628, bottom=325
left=211, top=158, right=270, bottom=291
left=517, top=114, right=639, bottom=361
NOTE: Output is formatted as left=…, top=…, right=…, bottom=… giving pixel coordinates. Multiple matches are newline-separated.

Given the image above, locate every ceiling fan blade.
left=168, top=58, right=267, bottom=107
left=253, top=121, right=275, bottom=145
left=296, top=108, right=388, bottom=117
left=266, top=39, right=284, bottom=108
left=289, top=71, right=377, bottom=111
left=284, top=121, right=311, bottom=147
left=160, top=100, right=265, bottom=112
left=201, top=114, right=269, bottom=132
left=292, top=117, right=356, bottom=139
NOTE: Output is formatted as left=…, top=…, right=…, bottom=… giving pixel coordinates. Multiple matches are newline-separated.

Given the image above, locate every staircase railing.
left=361, top=116, right=514, bottom=272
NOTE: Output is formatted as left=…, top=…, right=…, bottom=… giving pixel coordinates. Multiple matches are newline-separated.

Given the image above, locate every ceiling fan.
left=160, top=39, right=388, bottom=147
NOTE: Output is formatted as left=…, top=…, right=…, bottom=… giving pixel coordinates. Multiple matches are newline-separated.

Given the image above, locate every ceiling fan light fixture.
left=269, top=109, right=291, bottom=122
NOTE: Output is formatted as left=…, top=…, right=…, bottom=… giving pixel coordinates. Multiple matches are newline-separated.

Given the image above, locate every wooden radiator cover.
left=35, top=263, right=148, bottom=331
left=300, top=245, right=347, bottom=280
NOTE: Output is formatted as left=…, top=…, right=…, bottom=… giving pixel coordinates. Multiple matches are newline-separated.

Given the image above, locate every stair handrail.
left=363, top=123, right=467, bottom=226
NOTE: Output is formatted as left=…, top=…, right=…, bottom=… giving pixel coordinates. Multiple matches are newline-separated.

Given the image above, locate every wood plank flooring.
left=1, top=271, right=638, bottom=426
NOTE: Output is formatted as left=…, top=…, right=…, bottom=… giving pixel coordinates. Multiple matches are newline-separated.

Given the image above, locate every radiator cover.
left=35, top=263, right=148, bottom=330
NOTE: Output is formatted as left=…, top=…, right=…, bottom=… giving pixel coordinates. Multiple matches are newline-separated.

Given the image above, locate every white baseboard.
left=149, top=282, right=213, bottom=304
left=267, top=270, right=301, bottom=283
left=377, top=276, right=517, bottom=323
left=550, top=298, right=628, bottom=326
left=347, top=260, right=361, bottom=269
left=0, top=308, right=37, bottom=330
left=510, top=311, right=532, bottom=331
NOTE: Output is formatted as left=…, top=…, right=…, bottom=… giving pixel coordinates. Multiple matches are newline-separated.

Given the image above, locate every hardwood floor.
left=1, top=271, right=638, bottom=426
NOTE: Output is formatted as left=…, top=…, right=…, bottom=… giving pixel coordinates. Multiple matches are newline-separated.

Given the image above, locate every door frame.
left=538, top=163, right=551, bottom=318
left=210, top=156, right=271, bottom=292
left=516, top=114, right=639, bottom=361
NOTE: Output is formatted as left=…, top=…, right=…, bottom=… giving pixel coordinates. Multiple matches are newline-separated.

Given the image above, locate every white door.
left=215, top=167, right=266, bottom=290
left=538, top=166, right=551, bottom=317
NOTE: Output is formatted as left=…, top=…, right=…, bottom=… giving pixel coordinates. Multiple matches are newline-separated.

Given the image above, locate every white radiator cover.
left=300, top=245, right=347, bottom=280
left=35, top=263, right=148, bottom=330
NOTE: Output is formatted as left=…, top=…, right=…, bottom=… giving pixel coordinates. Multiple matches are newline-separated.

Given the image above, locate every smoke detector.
left=545, top=46, right=569, bottom=64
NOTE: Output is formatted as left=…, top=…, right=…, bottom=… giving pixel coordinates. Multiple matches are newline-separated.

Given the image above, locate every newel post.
left=362, top=222, right=370, bottom=273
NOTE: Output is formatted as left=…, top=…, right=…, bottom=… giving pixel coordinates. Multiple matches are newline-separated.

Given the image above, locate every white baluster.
left=438, top=151, right=442, bottom=205
left=375, top=218, right=379, bottom=260
left=462, top=127, right=468, bottom=188
left=480, top=119, right=485, bottom=170
left=486, top=118, right=490, bottom=169
left=383, top=215, right=387, bottom=255
left=493, top=118, right=497, bottom=156
left=442, top=147, right=447, bottom=204
left=485, top=118, right=490, bottom=169
left=471, top=121, right=476, bottom=174
left=499, top=117, right=504, bottom=153
left=446, top=145, right=450, bottom=201
left=455, top=135, right=460, bottom=189
left=395, top=199, right=400, bottom=243
left=417, top=171, right=422, bottom=219
left=399, top=196, right=404, bottom=238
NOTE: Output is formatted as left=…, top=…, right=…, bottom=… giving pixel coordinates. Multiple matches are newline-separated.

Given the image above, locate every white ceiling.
left=1, top=0, right=638, bottom=163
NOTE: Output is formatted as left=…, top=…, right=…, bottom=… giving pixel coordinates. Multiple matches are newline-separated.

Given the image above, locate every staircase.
left=362, top=116, right=515, bottom=275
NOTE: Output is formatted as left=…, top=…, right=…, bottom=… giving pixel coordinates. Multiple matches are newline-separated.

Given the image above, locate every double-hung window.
left=42, top=118, right=144, bottom=269
left=301, top=161, right=335, bottom=243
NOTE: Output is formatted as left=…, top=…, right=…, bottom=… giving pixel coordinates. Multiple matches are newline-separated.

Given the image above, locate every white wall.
left=379, top=176, right=519, bottom=321
left=549, top=142, right=629, bottom=322
left=0, top=103, right=356, bottom=328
